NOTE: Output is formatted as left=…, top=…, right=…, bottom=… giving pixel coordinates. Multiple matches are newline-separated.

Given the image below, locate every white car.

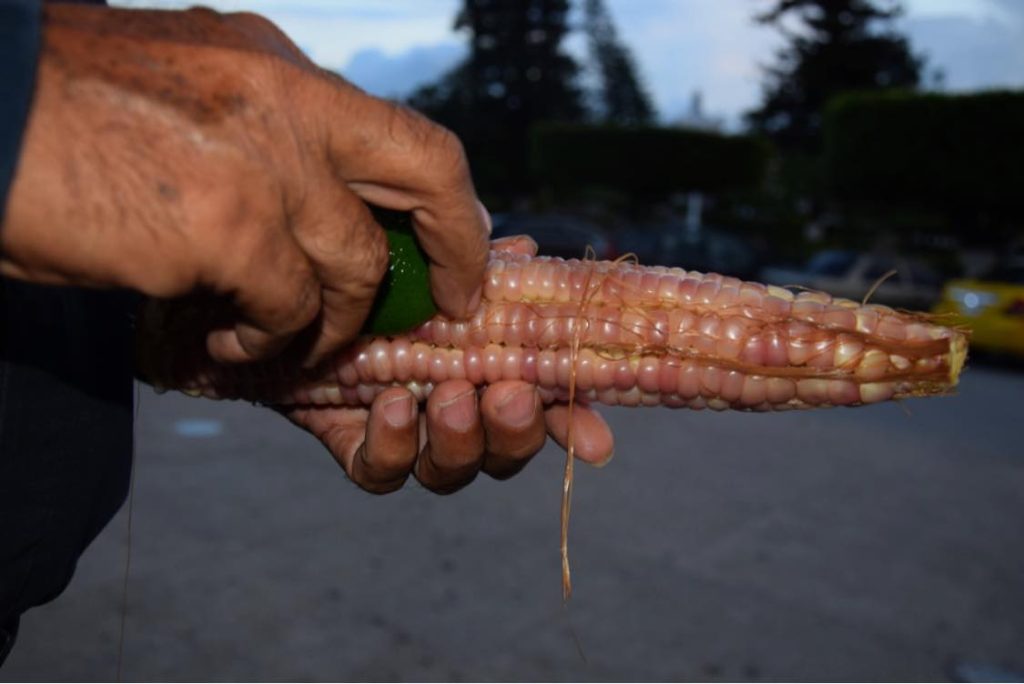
left=760, top=250, right=942, bottom=310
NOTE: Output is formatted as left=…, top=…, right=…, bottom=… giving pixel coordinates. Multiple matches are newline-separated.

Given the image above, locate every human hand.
left=136, top=235, right=615, bottom=494
left=287, top=382, right=614, bottom=494
left=1, top=4, right=488, bottom=366
left=283, top=236, right=616, bottom=495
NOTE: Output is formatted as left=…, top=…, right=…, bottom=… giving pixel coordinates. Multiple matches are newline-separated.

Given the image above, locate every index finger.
left=320, top=88, right=490, bottom=319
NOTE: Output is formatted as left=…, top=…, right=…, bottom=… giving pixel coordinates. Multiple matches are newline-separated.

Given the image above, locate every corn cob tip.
left=948, top=331, right=969, bottom=387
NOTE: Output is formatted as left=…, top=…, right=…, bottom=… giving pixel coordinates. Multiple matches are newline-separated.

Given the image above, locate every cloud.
left=982, top=0, right=1024, bottom=24
left=112, top=0, right=462, bottom=69
left=109, top=0, right=1024, bottom=125
left=339, top=44, right=466, bottom=99
left=601, top=0, right=783, bottom=127
left=602, top=0, right=1024, bottom=127
left=253, top=1, right=461, bottom=69
left=902, top=14, right=1024, bottom=92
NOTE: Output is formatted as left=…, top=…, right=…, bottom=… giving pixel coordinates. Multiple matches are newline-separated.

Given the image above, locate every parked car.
left=661, top=229, right=761, bottom=280
left=933, top=264, right=1024, bottom=357
left=614, top=221, right=761, bottom=279
left=490, top=213, right=616, bottom=261
left=760, top=249, right=942, bottom=310
left=609, top=225, right=664, bottom=266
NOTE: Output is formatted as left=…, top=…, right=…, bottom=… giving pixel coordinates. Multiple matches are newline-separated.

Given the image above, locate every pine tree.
left=409, top=0, right=585, bottom=197
left=747, top=0, right=922, bottom=151
left=583, top=0, right=655, bottom=125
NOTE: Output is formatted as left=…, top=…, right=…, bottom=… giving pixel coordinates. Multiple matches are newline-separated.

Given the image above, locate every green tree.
left=408, top=0, right=585, bottom=199
left=747, top=0, right=923, bottom=151
left=583, top=0, right=655, bottom=125
left=824, top=91, right=1024, bottom=243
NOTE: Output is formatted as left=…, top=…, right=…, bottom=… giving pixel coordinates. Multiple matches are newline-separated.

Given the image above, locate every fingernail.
left=497, top=386, right=537, bottom=429
left=381, top=394, right=414, bottom=428
left=514, top=235, right=537, bottom=253
left=594, top=449, right=615, bottom=468
left=438, top=389, right=476, bottom=432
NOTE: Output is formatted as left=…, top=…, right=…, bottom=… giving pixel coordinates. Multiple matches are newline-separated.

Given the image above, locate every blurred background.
left=4, top=0, right=1024, bottom=681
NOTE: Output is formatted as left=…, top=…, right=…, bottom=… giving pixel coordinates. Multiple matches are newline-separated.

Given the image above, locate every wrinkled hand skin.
left=2, top=4, right=489, bottom=365
left=2, top=5, right=613, bottom=494
left=284, top=236, right=616, bottom=496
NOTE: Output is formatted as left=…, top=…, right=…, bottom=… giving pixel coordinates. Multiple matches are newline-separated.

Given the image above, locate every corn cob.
left=139, top=248, right=969, bottom=601
left=139, top=250, right=968, bottom=408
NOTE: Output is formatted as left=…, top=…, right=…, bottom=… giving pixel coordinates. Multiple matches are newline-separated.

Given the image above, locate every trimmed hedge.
left=824, top=90, right=1024, bottom=212
left=530, top=124, right=769, bottom=198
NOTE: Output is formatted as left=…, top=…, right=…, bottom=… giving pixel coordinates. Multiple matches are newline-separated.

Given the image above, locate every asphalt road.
left=3, top=362, right=1023, bottom=681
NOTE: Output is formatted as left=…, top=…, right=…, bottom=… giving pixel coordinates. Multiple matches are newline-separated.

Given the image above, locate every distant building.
left=673, top=91, right=724, bottom=132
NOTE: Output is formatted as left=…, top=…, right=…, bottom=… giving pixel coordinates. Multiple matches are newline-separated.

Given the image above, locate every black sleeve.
left=0, top=0, right=42, bottom=222
left=0, top=0, right=139, bottom=660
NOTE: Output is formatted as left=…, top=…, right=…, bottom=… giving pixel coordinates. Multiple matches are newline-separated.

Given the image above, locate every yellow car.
left=933, top=265, right=1024, bottom=356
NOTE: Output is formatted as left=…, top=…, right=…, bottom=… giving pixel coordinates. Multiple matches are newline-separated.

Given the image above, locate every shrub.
left=824, top=90, right=1024, bottom=214
left=530, top=124, right=769, bottom=200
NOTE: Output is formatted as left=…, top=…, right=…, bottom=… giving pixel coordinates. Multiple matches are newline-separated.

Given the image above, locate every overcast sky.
left=112, top=0, right=1024, bottom=128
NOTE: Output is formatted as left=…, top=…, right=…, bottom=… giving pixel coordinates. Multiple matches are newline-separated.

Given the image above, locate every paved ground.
left=3, top=361, right=1023, bottom=681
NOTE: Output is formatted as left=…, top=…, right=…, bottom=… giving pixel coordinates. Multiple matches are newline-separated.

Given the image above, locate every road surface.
left=3, top=363, right=1023, bottom=681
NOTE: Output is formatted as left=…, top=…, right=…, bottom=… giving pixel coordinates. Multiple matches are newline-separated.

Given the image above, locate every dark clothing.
left=1, top=0, right=136, bottom=666
left=0, top=0, right=41, bottom=215
left=0, top=284, right=137, bottom=644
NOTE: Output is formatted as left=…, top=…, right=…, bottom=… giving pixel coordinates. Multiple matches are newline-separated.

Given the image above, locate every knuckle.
left=385, top=101, right=432, bottom=150
left=182, top=6, right=226, bottom=27
left=339, top=219, right=389, bottom=290
left=285, top=269, right=321, bottom=327
left=226, top=10, right=277, bottom=31
left=223, top=11, right=313, bottom=72
left=354, top=441, right=412, bottom=494
left=431, top=124, right=468, bottom=164
left=355, top=476, right=407, bottom=496
left=384, top=105, right=471, bottom=177
left=423, top=435, right=481, bottom=471
left=224, top=10, right=290, bottom=49
left=364, top=226, right=391, bottom=282
left=425, top=469, right=479, bottom=496
left=423, top=125, right=471, bottom=183
left=485, top=461, right=529, bottom=481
